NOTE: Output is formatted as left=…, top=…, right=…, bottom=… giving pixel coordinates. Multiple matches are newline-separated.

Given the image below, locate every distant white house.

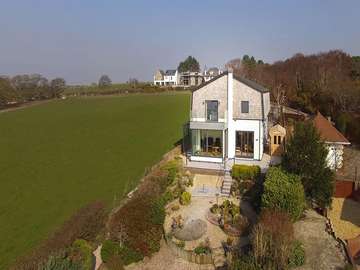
left=153, top=69, right=178, bottom=86
left=311, top=112, right=350, bottom=170
left=154, top=67, right=222, bottom=87
left=203, top=67, right=222, bottom=82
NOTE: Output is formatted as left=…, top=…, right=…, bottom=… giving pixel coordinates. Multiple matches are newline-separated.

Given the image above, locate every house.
left=186, top=70, right=270, bottom=166
left=179, top=71, right=204, bottom=87
left=164, top=70, right=178, bottom=86
left=311, top=112, right=350, bottom=170
left=153, top=70, right=165, bottom=86
left=203, top=67, right=222, bottom=82
left=153, top=69, right=179, bottom=86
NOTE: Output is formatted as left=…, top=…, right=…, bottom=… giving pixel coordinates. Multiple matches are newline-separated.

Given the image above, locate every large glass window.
left=206, top=100, right=218, bottom=121
left=235, top=131, right=254, bottom=158
left=191, top=129, right=222, bottom=157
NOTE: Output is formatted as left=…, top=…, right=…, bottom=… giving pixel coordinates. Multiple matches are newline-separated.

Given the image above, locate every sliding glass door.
left=235, top=131, right=254, bottom=158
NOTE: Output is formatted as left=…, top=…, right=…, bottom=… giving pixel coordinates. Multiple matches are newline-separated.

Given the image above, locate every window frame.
left=205, top=100, right=219, bottom=121
left=241, top=101, right=249, bottom=114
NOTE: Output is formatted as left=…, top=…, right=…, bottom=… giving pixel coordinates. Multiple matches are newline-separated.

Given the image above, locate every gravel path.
left=125, top=240, right=214, bottom=270
left=294, top=210, right=347, bottom=270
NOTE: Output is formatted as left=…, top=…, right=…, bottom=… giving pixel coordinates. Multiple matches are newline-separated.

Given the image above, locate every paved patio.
left=185, top=153, right=281, bottom=173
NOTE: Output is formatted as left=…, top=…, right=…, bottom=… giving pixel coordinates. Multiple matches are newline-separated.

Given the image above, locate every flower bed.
left=208, top=200, right=249, bottom=236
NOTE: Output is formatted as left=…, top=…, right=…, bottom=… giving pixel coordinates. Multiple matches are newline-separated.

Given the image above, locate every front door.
left=235, top=131, right=254, bottom=158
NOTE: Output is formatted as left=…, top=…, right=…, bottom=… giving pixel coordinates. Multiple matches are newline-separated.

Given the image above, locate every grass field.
left=0, top=93, right=190, bottom=268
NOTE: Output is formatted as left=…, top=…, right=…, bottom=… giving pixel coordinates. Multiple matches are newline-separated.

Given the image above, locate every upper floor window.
left=241, top=101, right=249, bottom=113
left=206, top=100, right=218, bottom=121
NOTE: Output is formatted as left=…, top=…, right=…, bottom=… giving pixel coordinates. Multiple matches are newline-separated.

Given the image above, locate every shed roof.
left=311, top=112, right=350, bottom=144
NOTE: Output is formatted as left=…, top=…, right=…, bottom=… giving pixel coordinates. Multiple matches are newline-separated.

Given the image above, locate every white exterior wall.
left=326, top=143, right=344, bottom=170
left=227, top=119, right=263, bottom=160
left=164, top=71, right=178, bottom=85
left=189, top=71, right=268, bottom=162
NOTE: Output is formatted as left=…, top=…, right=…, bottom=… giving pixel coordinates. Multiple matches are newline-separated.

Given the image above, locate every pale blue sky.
left=0, top=0, right=359, bottom=84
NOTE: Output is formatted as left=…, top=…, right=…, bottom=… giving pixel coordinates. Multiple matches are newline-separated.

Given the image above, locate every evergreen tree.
left=177, top=56, right=200, bottom=72
left=283, top=121, right=334, bottom=208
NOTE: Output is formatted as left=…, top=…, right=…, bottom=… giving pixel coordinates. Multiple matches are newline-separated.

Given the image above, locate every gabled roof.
left=165, top=70, right=177, bottom=76
left=311, top=112, right=350, bottom=144
left=192, top=71, right=269, bottom=93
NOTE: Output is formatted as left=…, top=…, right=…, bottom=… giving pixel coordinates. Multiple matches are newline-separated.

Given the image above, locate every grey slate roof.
left=165, top=70, right=177, bottom=76
left=192, top=71, right=269, bottom=93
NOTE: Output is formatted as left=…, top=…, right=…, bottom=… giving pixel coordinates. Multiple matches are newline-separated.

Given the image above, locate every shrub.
left=162, top=160, right=181, bottom=185
left=232, top=165, right=260, bottom=181
left=230, top=255, right=261, bottom=270
left=150, top=192, right=172, bottom=225
left=13, top=201, right=106, bottom=270
left=71, top=239, right=94, bottom=270
left=101, top=240, right=120, bottom=263
left=251, top=209, right=294, bottom=269
left=288, top=240, right=305, bottom=268
left=262, top=167, right=305, bottom=221
left=100, top=240, right=142, bottom=266
left=38, top=252, right=81, bottom=270
left=179, top=191, right=191, bottom=205
left=105, top=255, right=124, bottom=270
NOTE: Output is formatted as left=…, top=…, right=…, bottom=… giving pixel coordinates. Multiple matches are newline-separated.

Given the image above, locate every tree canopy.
left=177, top=56, right=200, bottom=72
left=282, top=121, right=334, bottom=208
left=98, top=75, right=112, bottom=88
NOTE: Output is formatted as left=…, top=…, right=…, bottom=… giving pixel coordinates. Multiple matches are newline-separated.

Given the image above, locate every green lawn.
left=0, top=93, right=190, bottom=268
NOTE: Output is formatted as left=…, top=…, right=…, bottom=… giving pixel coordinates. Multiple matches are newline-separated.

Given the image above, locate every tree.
left=283, top=121, right=334, bottom=208
left=99, top=75, right=112, bottom=88
left=50, top=78, right=66, bottom=98
left=0, top=77, right=20, bottom=107
left=177, top=56, right=200, bottom=72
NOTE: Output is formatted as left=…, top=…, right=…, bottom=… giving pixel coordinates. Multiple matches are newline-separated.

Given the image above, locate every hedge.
left=232, top=165, right=261, bottom=181
left=261, top=167, right=305, bottom=221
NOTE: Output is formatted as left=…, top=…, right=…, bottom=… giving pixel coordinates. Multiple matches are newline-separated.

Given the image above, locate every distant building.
left=164, top=70, right=178, bottom=86
left=153, top=69, right=178, bottom=86
left=153, top=66, right=222, bottom=87
left=179, top=71, right=203, bottom=87
left=153, top=69, right=165, bottom=86
left=203, top=67, right=222, bottom=82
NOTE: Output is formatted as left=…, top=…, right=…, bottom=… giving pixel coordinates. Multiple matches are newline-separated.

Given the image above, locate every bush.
left=71, top=239, right=94, bottom=270
left=162, top=160, right=181, bottom=185
left=13, top=201, right=106, bottom=270
left=179, top=191, right=191, bottom=205
left=230, top=255, right=261, bottom=270
left=289, top=240, right=305, bottom=268
left=100, top=240, right=142, bottom=266
left=262, top=167, right=305, bottom=221
left=105, top=255, right=124, bottom=270
left=232, top=165, right=260, bottom=181
left=251, top=210, right=294, bottom=269
left=38, top=252, right=81, bottom=270
left=150, top=192, right=173, bottom=225
left=101, top=240, right=120, bottom=263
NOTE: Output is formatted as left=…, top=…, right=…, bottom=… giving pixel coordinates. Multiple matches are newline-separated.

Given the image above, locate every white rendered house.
left=187, top=70, right=270, bottom=164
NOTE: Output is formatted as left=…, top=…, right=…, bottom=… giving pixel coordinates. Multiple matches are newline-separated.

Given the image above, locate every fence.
left=334, top=180, right=354, bottom=198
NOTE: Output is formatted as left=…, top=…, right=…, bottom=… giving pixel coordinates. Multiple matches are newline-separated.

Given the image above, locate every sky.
left=0, top=0, right=359, bottom=84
